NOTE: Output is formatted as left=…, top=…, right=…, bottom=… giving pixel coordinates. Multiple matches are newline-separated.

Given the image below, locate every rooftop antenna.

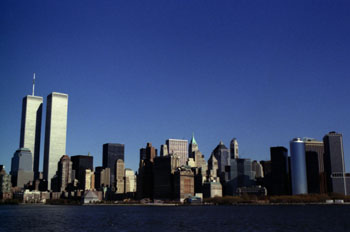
left=32, top=73, right=35, bottom=96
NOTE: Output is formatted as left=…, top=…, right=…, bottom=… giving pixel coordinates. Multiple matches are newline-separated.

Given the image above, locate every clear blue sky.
left=1, top=0, right=350, bottom=173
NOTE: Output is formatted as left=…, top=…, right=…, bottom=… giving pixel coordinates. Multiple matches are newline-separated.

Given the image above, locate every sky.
left=1, top=0, right=350, bottom=173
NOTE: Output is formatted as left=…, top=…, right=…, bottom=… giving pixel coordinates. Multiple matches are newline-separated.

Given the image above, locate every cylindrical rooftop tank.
left=290, top=138, right=308, bottom=195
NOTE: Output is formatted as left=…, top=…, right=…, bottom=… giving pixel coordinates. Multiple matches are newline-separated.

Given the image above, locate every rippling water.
left=1, top=205, right=350, bottom=232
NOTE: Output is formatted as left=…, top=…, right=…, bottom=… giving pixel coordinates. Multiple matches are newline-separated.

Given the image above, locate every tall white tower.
left=19, top=73, right=43, bottom=179
left=43, top=92, right=68, bottom=190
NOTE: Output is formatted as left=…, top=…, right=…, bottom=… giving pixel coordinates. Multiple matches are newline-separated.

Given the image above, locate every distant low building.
left=0, top=166, right=12, bottom=200
left=82, top=190, right=101, bottom=204
left=203, top=181, right=222, bottom=198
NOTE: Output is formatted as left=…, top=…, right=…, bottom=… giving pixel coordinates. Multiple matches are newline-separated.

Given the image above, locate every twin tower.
left=20, top=78, right=68, bottom=190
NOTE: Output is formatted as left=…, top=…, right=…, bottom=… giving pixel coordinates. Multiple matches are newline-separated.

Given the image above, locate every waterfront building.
left=56, top=155, right=73, bottom=192
left=20, top=93, right=43, bottom=179
left=95, top=167, right=110, bottom=190
left=270, top=146, right=290, bottom=195
left=174, top=166, right=194, bottom=202
left=226, top=158, right=256, bottom=195
left=115, top=159, right=125, bottom=194
left=153, top=155, right=179, bottom=199
left=230, top=138, right=239, bottom=159
left=10, top=148, right=34, bottom=188
left=212, top=141, right=230, bottom=184
left=304, top=138, right=326, bottom=194
left=290, top=138, right=308, bottom=195
left=125, top=168, right=137, bottom=193
left=260, top=160, right=272, bottom=195
left=103, top=143, right=124, bottom=189
left=323, top=132, right=347, bottom=195
left=166, top=139, right=188, bottom=166
left=71, top=155, right=93, bottom=190
left=137, top=143, right=157, bottom=199
left=43, top=92, right=68, bottom=190
left=0, top=166, right=12, bottom=200
left=203, top=181, right=222, bottom=198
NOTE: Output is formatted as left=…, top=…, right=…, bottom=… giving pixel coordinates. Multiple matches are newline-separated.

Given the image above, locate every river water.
left=0, top=205, right=349, bottom=232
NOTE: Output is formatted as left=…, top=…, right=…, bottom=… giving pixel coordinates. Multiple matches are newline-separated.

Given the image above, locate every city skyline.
left=1, top=1, right=350, bottom=173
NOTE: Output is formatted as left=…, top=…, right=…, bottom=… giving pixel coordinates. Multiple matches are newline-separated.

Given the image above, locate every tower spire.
left=32, top=73, right=35, bottom=96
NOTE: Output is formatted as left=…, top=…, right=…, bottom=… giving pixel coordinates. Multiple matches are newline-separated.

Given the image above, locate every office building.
left=166, top=139, right=188, bottom=166
left=115, top=159, right=125, bottom=194
left=125, top=168, right=136, bottom=193
left=290, top=138, right=308, bottom=195
left=71, top=155, right=93, bottom=190
left=95, top=167, right=110, bottom=190
left=252, top=161, right=264, bottom=178
left=323, top=132, right=347, bottom=195
left=174, top=166, right=194, bottom=202
left=153, top=155, right=179, bottom=199
left=212, top=141, right=230, bottom=182
left=304, top=138, right=326, bottom=194
left=84, top=169, right=95, bottom=191
left=0, top=166, right=12, bottom=200
left=226, top=158, right=256, bottom=195
left=189, top=134, right=199, bottom=155
left=137, top=143, right=157, bottom=199
left=103, top=143, right=124, bottom=189
left=43, top=92, right=68, bottom=190
left=10, top=148, right=34, bottom=188
left=20, top=94, right=43, bottom=179
left=56, top=155, right=73, bottom=192
left=230, top=138, right=239, bottom=159
left=270, top=146, right=290, bottom=195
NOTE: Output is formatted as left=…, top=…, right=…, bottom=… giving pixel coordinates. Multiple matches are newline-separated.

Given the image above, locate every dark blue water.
left=0, top=205, right=350, bottom=232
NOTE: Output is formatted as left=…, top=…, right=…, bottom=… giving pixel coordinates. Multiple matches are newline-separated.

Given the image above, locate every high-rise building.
left=43, top=92, right=68, bottom=190
left=212, top=141, right=230, bottom=182
left=103, top=143, right=124, bottom=189
left=166, top=139, right=188, bottom=166
left=226, top=158, right=256, bottom=195
left=20, top=94, right=43, bottom=179
left=71, top=155, right=93, bottom=190
left=125, top=168, right=137, bottom=193
left=304, top=138, right=326, bottom=194
left=189, top=134, right=198, bottom=155
left=115, top=159, right=125, bottom=194
left=270, top=146, right=290, bottom=195
left=137, top=143, right=157, bottom=199
left=174, top=166, right=194, bottom=202
left=230, top=139, right=239, bottom=159
left=95, top=167, right=110, bottom=190
left=10, top=148, right=34, bottom=188
left=84, top=169, right=95, bottom=191
left=323, top=132, right=347, bottom=195
left=56, top=155, right=73, bottom=192
left=290, top=138, right=308, bottom=195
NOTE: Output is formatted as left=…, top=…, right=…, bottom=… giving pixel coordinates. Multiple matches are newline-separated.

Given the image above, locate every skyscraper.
left=323, top=132, right=347, bottom=195
left=20, top=93, right=43, bottom=179
left=290, top=138, right=308, bottom=195
left=43, top=92, right=68, bottom=190
left=304, top=138, right=325, bottom=194
left=10, top=148, right=34, bottom=188
left=166, top=139, right=188, bottom=166
left=71, top=155, right=93, bottom=190
left=212, top=141, right=230, bottom=182
left=103, top=143, right=124, bottom=189
left=230, top=139, right=239, bottom=159
left=270, top=146, right=290, bottom=195
left=56, top=155, right=73, bottom=192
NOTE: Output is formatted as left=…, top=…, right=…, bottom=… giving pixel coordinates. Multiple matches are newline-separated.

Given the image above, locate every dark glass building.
left=270, top=146, right=290, bottom=195
left=71, top=155, right=93, bottom=190
left=304, top=139, right=326, bottom=194
left=226, top=158, right=255, bottom=195
left=137, top=143, right=157, bottom=199
left=323, top=132, right=347, bottom=195
left=212, top=141, right=230, bottom=183
left=103, top=143, right=124, bottom=189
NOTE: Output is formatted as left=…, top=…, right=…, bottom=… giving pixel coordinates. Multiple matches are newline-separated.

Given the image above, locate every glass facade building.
left=290, top=138, right=308, bottom=195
